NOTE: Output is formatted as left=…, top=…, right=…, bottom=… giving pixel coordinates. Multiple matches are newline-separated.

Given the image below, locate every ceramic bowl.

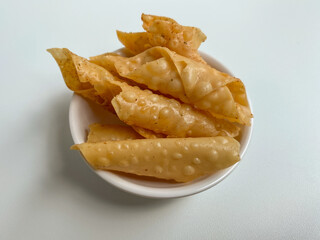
left=69, top=49, right=253, bottom=198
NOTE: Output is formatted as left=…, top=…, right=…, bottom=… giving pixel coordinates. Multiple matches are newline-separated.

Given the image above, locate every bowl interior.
left=69, top=50, right=253, bottom=198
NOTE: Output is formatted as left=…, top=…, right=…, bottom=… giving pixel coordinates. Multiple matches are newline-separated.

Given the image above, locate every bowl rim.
left=69, top=49, right=254, bottom=198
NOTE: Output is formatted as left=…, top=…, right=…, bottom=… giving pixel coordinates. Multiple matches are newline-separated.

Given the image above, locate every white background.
left=1, top=0, right=320, bottom=239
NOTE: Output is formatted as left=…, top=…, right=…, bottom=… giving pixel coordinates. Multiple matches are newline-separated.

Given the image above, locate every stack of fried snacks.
left=48, top=14, right=252, bottom=182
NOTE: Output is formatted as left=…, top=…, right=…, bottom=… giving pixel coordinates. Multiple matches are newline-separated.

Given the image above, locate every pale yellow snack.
left=87, top=123, right=143, bottom=142
left=116, top=31, right=151, bottom=55
left=89, top=52, right=147, bottom=90
left=111, top=88, right=240, bottom=138
left=49, top=48, right=238, bottom=138
left=72, top=136, right=240, bottom=182
left=47, top=48, right=105, bottom=104
left=90, top=53, right=123, bottom=78
left=142, top=14, right=207, bottom=63
left=71, top=53, right=124, bottom=106
left=117, top=14, right=207, bottom=63
left=100, top=46, right=252, bottom=125
left=47, top=48, right=123, bottom=110
left=89, top=52, right=122, bottom=76
left=47, top=48, right=91, bottom=91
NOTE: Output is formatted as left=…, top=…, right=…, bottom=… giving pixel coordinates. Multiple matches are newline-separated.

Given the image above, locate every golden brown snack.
left=89, top=52, right=147, bottom=90
left=48, top=13, right=253, bottom=183
left=116, top=31, right=151, bottom=55
left=89, top=52, right=122, bottom=76
left=117, top=14, right=207, bottom=63
left=98, top=46, right=252, bottom=125
left=49, top=48, right=239, bottom=138
left=47, top=48, right=103, bottom=104
left=72, top=136, right=240, bottom=182
left=87, top=123, right=143, bottom=142
left=47, top=48, right=123, bottom=109
left=90, top=53, right=123, bottom=79
left=111, top=88, right=240, bottom=138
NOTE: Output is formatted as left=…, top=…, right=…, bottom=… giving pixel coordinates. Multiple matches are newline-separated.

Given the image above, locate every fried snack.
left=72, top=136, right=240, bottom=182
left=132, top=126, right=166, bottom=139
left=117, top=14, right=207, bottom=63
left=47, top=48, right=123, bottom=110
left=49, top=48, right=155, bottom=138
left=89, top=52, right=147, bottom=90
left=111, top=88, right=240, bottom=138
left=89, top=52, right=122, bottom=76
left=49, top=48, right=239, bottom=138
left=47, top=48, right=104, bottom=104
left=90, top=52, right=124, bottom=75
left=116, top=31, right=151, bottom=55
left=90, top=53, right=123, bottom=77
left=98, top=46, right=252, bottom=125
left=87, top=123, right=143, bottom=142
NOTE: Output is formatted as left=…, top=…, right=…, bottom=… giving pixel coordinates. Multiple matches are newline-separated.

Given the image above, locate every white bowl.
left=69, top=50, right=253, bottom=198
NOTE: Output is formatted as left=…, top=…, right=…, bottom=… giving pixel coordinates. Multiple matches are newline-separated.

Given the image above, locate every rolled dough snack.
left=72, top=136, right=240, bottom=182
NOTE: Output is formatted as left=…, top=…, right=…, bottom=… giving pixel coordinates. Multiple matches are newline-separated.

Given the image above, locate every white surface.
left=69, top=51, right=253, bottom=198
left=1, top=0, right=319, bottom=239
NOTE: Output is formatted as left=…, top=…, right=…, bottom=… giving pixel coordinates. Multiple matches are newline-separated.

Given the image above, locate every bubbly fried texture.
left=48, top=48, right=159, bottom=138
left=111, top=88, right=240, bottom=138
left=117, top=14, right=207, bottom=63
left=87, top=124, right=143, bottom=142
left=72, top=136, right=240, bottom=182
left=49, top=48, right=236, bottom=138
left=94, top=46, right=252, bottom=125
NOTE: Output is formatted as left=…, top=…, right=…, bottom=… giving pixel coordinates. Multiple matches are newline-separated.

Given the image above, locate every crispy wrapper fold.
left=72, top=136, right=240, bottom=182
left=89, top=52, right=122, bottom=76
left=111, top=88, right=240, bottom=138
left=116, top=31, right=151, bottom=56
left=87, top=124, right=143, bottom=142
left=47, top=48, right=123, bottom=110
left=93, top=47, right=252, bottom=125
left=117, top=14, right=206, bottom=63
left=131, top=126, right=166, bottom=139
left=48, top=48, right=159, bottom=137
left=49, top=48, right=237, bottom=138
